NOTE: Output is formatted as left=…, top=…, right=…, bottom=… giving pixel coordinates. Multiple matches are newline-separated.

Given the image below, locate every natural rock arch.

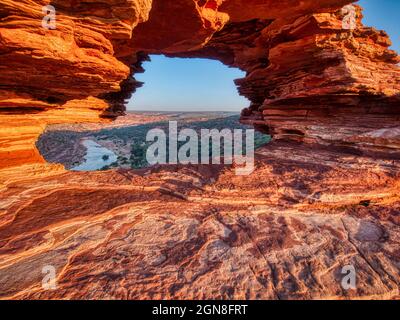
left=0, top=1, right=400, bottom=300
left=0, top=0, right=399, bottom=176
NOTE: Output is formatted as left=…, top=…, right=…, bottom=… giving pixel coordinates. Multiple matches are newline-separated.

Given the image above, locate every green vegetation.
left=130, top=144, right=148, bottom=169
left=38, top=114, right=271, bottom=171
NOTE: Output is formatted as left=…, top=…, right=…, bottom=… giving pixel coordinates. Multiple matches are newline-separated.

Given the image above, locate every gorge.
left=0, top=0, right=399, bottom=299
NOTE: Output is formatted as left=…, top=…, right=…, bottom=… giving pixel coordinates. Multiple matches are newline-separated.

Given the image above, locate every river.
left=72, top=139, right=118, bottom=171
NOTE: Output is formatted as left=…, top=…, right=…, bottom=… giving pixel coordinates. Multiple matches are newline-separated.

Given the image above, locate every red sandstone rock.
left=1, top=0, right=399, bottom=175
left=0, top=143, right=399, bottom=299
left=0, top=0, right=399, bottom=300
left=0, top=0, right=400, bottom=172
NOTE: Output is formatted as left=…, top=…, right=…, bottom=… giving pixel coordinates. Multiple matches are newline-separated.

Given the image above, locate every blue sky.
left=359, top=0, right=400, bottom=53
left=128, top=57, right=248, bottom=111
left=128, top=1, right=399, bottom=112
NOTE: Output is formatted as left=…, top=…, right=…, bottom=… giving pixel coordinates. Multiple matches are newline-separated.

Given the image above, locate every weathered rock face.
left=0, top=0, right=399, bottom=300
left=0, top=143, right=399, bottom=299
left=1, top=0, right=399, bottom=176
left=0, top=0, right=151, bottom=171
left=237, top=6, right=400, bottom=156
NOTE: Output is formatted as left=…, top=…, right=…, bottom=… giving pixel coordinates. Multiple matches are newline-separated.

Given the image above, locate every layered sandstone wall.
left=0, top=1, right=400, bottom=300
left=237, top=6, right=400, bottom=155
left=0, top=0, right=152, bottom=175
left=0, top=0, right=399, bottom=180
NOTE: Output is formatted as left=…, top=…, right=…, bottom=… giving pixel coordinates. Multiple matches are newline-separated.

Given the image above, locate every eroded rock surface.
left=0, top=0, right=399, bottom=299
left=1, top=0, right=399, bottom=174
left=0, top=143, right=399, bottom=299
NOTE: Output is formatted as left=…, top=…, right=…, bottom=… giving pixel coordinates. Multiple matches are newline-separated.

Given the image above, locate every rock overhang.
left=0, top=1, right=400, bottom=300
left=0, top=0, right=399, bottom=174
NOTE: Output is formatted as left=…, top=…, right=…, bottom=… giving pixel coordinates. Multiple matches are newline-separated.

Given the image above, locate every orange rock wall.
left=0, top=1, right=400, bottom=300
left=0, top=0, right=399, bottom=178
